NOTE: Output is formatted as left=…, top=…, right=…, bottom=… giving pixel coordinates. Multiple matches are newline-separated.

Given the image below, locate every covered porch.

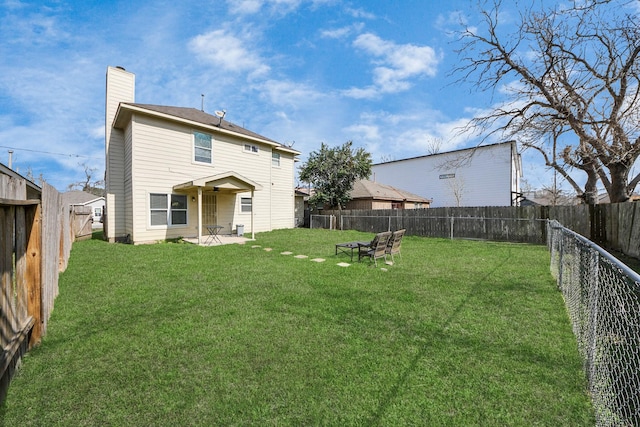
left=174, top=171, right=262, bottom=245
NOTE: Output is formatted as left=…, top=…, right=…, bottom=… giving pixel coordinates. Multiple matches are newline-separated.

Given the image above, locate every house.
left=62, top=191, right=105, bottom=228
left=371, top=141, right=522, bottom=208
left=294, top=188, right=309, bottom=227
left=346, top=179, right=431, bottom=210
left=104, top=66, right=300, bottom=244
left=520, top=189, right=579, bottom=206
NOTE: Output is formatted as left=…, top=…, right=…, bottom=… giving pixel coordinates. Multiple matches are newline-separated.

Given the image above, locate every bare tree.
left=425, top=137, right=444, bottom=155
left=68, top=163, right=105, bottom=196
left=25, top=167, right=46, bottom=186
left=455, top=0, right=640, bottom=204
left=447, top=175, right=466, bottom=207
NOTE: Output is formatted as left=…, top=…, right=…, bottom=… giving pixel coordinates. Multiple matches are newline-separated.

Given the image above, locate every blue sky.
left=0, top=0, right=588, bottom=191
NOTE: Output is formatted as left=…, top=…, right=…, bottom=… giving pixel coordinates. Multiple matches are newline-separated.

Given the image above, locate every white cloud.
left=257, top=79, right=327, bottom=107
left=228, top=0, right=263, bottom=14
left=226, top=0, right=303, bottom=15
left=345, top=6, right=376, bottom=19
left=188, top=29, right=270, bottom=77
left=344, top=33, right=441, bottom=98
left=343, top=123, right=381, bottom=141
left=320, top=23, right=364, bottom=39
left=340, top=86, right=379, bottom=100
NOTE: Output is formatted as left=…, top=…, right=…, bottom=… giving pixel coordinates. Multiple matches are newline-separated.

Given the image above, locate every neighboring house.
left=62, top=191, right=105, bottom=228
left=520, top=189, right=579, bottom=206
left=371, top=141, right=522, bottom=208
left=294, top=188, right=308, bottom=227
left=346, top=179, right=431, bottom=210
left=596, top=192, right=640, bottom=204
left=104, top=66, right=300, bottom=244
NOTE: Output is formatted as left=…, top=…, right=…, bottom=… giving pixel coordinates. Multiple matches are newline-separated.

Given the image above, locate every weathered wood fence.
left=70, top=206, right=93, bottom=241
left=0, top=177, right=71, bottom=402
left=323, top=202, right=640, bottom=258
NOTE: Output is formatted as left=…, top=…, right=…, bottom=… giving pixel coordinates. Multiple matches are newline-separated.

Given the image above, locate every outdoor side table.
left=335, top=241, right=365, bottom=262
left=205, top=225, right=224, bottom=245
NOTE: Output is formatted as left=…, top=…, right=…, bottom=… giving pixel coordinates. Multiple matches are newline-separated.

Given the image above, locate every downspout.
left=197, top=187, right=203, bottom=245
left=251, top=188, right=255, bottom=240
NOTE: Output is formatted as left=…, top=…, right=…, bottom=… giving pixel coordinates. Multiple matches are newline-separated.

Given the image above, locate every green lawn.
left=1, top=229, right=593, bottom=426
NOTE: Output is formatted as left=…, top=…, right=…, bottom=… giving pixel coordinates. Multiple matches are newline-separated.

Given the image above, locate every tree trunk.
left=607, top=163, right=631, bottom=203
left=581, top=168, right=599, bottom=205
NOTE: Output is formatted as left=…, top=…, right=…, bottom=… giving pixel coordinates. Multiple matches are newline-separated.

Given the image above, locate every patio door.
left=203, top=194, right=217, bottom=226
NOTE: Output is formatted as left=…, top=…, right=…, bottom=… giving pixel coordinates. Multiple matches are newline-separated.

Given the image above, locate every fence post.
left=450, top=216, right=454, bottom=240
left=388, top=216, right=391, bottom=232
left=585, top=249, right=600, bottom=391
left=26, top=204, right=42, bottom=347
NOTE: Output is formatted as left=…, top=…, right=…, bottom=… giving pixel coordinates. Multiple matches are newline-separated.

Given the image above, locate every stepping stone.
left=280, top=251, right=293, bottom=255
left=337, top=262, right=351, bottom=267
left=251, top=245, right=261, bottom=248
left=294, top=254, right=308, bottom=259
left=380, top=267, right=389, bottom=272
left=310, top=258, right=326, bottom=262
left=264, top=248, right=273, bottom=252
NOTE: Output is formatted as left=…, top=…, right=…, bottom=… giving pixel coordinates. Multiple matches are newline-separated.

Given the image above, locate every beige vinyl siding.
left=129, top=115, right=197, bottom=242
left=105, top=67, right=134, bottom=242
left=126, top=114, right=296, bottom=242
left=269, top=150, right=295, bottom=230
left=124, top=121, right=134, bottom=240
left=106, top=129, right=127, bottom=239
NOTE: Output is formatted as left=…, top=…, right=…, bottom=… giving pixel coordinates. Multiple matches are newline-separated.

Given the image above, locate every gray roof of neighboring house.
left=124, top=103, right=293, bottom=149
left=63, top=191, right=104, bottom=205
left=351, top=179, right=431, bottom=203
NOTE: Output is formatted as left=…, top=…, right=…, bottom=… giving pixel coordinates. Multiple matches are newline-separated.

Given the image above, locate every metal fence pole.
left=450, top=217, right=454, bottom=240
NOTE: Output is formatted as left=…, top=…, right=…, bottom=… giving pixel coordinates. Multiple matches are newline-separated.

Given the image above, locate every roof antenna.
left=201, top=94, right=204, bottom=111
left=214, top=109, right=226, bottom=126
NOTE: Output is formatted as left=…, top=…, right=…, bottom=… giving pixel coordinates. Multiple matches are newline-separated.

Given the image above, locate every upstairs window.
left=272, top=152, right=280, bottom=167
left=194, top=131, right=212, bottom=163
left=244, top=144, right=259, bottom=153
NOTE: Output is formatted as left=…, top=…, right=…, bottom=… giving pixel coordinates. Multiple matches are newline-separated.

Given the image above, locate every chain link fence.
left=547, top=220, right=640, bottom=426
left=310, top=214, right=336, bottom=230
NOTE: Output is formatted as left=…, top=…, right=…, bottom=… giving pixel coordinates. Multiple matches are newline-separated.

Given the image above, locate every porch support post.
left=197, top=187, right=203, bottom=245
left=251, top=189, right=255, bottom=240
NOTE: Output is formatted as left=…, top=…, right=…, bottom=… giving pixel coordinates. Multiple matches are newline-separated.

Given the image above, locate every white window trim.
left=240, top=197, right=252, bottom=213
left=193, top=131, right=213, bottom=165
left=149, top=193, right=189, bottom=228
left=271, top=151, right=281, bottom=167
left=243, top=143, right=259, bottom=154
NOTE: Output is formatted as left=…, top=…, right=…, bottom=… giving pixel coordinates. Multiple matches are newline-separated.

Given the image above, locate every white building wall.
left=371, top=142, right=520, bottom=208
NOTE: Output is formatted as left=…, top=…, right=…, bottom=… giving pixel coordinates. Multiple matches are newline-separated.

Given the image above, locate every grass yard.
left=1, top=229, right=593, bottom=426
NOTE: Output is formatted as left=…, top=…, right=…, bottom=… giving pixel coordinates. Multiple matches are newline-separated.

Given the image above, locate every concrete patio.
left=183, top=234, right=253, bottom=246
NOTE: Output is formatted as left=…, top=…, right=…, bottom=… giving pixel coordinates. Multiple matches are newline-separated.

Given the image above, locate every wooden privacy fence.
left=324, top=202, right=640, bottom=258
left=70, top=205, right=93, bottom=241
left=0, top=178, right=70, bottom=402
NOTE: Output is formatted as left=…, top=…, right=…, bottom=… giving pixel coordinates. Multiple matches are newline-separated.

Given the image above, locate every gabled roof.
left=62, top=190, right=104, bottom=205
left=174, top=171, right=263, bottom=193
left=351, top=179, right=431, bottom=203
left=113, top=103, right=299, bottom=155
